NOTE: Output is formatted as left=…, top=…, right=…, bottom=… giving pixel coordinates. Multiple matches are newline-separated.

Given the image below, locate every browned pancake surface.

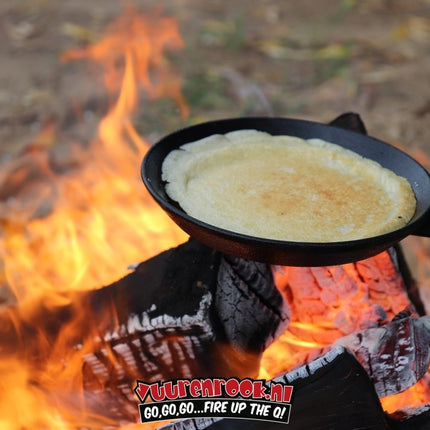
left=162, top=130, right=416, bottom=242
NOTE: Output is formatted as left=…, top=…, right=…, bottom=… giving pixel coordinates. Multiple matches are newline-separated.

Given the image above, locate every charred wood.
left=268, top=247, right=419, bottom=376
left=215, top=254, right=289, bottom=353
left=164, top=347, right=391, bottom=430
left=270, top=247, right=430, bottom=398
left=388, top=405, right=430, bottom=430
left=333, top=312, right=430, bottom=397
left=0, top=238, right=288, bottom=423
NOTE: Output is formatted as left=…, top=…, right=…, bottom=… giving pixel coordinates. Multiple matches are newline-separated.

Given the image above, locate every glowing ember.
left=381, top=377, right=430, bottom=414
left=260, top=254, right=430, bottom=414
left=260, top=254, right=412, bottom=378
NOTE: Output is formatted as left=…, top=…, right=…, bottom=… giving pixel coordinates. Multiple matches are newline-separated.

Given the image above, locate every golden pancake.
left=161, top=130, right=416, bottom=242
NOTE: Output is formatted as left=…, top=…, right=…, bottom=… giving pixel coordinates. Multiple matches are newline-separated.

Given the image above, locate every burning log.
left=164, top=347, right=391, bottom=430
left=166, top=342, right=430, bottom=430
left=216, top=253, right=288, bottom=353
left=262, top=248, right=417, bottom=378
left=333, top=311, right=430, bottom=397
left=84, top=239, right=288, bottom=383
left=2, top=239, right=428, bottom=427
left=0, top=238, right=288, bottom=423
left=388, top=406, right=430, bottom=430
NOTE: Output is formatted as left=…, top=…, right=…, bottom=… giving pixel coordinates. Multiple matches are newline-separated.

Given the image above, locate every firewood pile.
left=1, top=114, right=430, bottom=429
left=1, top=237, right=430, bottom=429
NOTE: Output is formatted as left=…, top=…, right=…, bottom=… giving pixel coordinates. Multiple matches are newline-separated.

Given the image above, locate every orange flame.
left=1, top=8, right=187, bottom=305
left=0, top=7, right=187, bottom=429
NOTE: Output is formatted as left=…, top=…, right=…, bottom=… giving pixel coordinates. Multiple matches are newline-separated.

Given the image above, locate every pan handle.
left=412, top=216, right=430, bottom=238
left=328, top=112, right=367, bottom=135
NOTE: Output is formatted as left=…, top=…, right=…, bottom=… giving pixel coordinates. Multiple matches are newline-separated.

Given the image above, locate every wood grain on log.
left=215, top=254, right=289, bottom=353
left=0, top=239, right=288, bottom=424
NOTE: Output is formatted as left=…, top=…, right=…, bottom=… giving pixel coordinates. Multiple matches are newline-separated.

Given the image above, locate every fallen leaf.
left=61, top=22, right=98, bottom=44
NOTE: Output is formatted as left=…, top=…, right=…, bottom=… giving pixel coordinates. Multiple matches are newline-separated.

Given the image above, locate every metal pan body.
left=142, top=117, right=430, bottom=266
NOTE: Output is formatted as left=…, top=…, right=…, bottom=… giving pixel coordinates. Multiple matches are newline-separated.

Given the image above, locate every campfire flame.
left=0, top=8, right=187, bottom=429
left=1, top=7, right=188, bottom=304
left=0, top=6, right=430, bottom=429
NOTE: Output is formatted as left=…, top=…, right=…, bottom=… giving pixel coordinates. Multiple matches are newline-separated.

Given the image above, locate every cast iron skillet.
left=141, top=116, right=430, bottom=266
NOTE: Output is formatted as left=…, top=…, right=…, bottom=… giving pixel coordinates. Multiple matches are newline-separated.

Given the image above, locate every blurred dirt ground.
left=1, top=0, right=430, bottom=153
left=1, top=0, right=430, bottom=292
